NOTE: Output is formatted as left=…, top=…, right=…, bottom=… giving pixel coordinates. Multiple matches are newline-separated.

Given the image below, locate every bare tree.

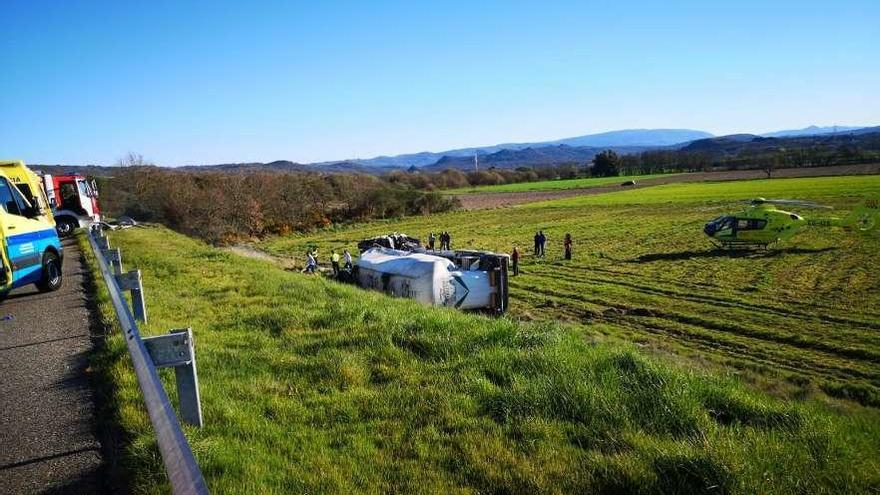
left=116, top=152, right=151, bottom=167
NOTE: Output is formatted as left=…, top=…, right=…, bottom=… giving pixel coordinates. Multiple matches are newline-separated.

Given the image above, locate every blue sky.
left=2, top=1, right=878, bottom=166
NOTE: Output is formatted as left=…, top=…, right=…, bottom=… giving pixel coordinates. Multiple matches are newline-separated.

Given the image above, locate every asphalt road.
left=0, top=238, right=106, bottom=494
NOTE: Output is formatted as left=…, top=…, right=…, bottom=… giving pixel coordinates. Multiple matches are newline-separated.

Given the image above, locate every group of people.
left=510, top=232, right=573, bottom=276
left=303, top=229, right=571, bottom=280
left=427, top=231, right=452, bottom=251
left=533, top=231, right=547, bottom=256
left=303, top=248, right=353, bottom=277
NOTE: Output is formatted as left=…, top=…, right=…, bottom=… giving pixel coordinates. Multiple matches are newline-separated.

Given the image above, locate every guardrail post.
left=143, top=328, right=204, bottom=427
left=116, top=270, right=147, bottom=323
left=97, top=234, right=110, bottom=251
left=103, top=247, right=123, bottom=275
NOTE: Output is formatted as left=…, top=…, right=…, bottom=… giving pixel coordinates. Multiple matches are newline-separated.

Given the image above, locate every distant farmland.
left=443, top=174, right=675, bottom=194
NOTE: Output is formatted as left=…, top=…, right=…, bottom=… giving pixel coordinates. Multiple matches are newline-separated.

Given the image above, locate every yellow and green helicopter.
left=703, top=197, right=878, bottom=249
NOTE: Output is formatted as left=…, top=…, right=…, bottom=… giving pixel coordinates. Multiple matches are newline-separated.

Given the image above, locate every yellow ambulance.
left=0, top=160, right=64, bottom=300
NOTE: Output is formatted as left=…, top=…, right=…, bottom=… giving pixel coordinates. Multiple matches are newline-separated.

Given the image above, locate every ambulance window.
left=16, top=183, right=33, bottom=199
left=9, top=182, right=33, bottom=214
left=0, top=178, right=23, bottom=216
left=78, top=180, right=91, bottom=196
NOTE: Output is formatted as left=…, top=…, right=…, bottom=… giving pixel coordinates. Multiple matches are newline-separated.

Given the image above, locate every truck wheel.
left=56, top=218, right=77, bottom=238
left=36, top=251, right=63, bottom=292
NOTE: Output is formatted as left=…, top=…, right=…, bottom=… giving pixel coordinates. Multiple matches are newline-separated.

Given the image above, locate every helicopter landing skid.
left=712, top=240, right=772, bottom=251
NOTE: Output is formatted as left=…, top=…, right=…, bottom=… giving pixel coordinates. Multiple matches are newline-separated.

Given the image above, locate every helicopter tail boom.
left=842, top=197, right=879, bottom=233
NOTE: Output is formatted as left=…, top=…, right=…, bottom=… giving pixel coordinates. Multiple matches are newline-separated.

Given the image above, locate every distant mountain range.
left=760, top=125, right=867, bottom=138
left=681, top=126, right=880, bottom=156
left=421, top=145, right=655, bottom=172
left=321, top=129, right=712, bottom=169
left=32, top=125, right=879, bottom=176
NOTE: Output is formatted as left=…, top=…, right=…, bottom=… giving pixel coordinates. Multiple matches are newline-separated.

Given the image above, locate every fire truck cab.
left=41, top=173, right=101, bottom=237
left=0, top=160, right=64, bottom=300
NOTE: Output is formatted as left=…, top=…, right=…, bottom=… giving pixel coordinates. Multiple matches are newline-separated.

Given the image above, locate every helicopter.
left=703, top=197, right=878, bottom=249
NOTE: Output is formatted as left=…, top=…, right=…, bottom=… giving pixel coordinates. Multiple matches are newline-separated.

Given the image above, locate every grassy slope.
left=444, top=174, right=673, bottom=194
left=265, top=175, right=880, bottom=407
left=88, top=224, right=880, bottom=494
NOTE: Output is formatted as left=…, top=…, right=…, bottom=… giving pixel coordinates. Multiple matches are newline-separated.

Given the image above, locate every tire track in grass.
left=521, top=270, right=880, bottom=345
left=510, top=286, right=878, bottom=397
left=510, top=284, right=880, bottom=386
left=535, top=264, right=880, bottom=338
left=582, top=264, right=878, bottom=320
left=515, top=279, right=880, bottom=362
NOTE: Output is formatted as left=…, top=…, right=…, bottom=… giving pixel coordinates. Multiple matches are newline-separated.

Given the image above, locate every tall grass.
left=85, top=225, right=879, bottom=494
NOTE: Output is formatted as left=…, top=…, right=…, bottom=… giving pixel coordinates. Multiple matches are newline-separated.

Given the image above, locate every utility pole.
left=474, top=153, right=479, bottom=172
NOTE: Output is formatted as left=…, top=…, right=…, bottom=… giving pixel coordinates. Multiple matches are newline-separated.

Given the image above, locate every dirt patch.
left=455, top=164, right=880, bottom=210
left=224, top=245, right=300, bottom=270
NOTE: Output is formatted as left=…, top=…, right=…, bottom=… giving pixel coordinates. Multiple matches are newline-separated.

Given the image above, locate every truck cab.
left=41, top=172, right=101, bottom=237
left=0, top=160, right=64, bottom=299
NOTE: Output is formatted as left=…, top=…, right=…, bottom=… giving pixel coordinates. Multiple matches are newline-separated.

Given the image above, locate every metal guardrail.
left=87, top=227, right=209, bottom=495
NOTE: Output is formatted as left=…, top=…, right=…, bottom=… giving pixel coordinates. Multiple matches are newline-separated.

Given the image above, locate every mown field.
left=86, top=222, right=879, bottom=494
left=265, top=175, right=880, bottom=408
left=444, top=173, right=673, bottom=194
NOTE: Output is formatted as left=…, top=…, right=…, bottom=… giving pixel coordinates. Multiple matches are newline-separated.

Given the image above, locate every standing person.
left=533, top=232, right=540, bottom=256
left=428, top=232, right=436, bottom=251
left=511, top=246, right=520, bottom=276
left=564, top=233, right=572, bottom=260
left=331, top=250, right=341, bottom=277
left=446, top=232, right=452, bottom=250
left=303, top=251, right=317, bottom=274
left=538, top=231, right=547, bottom=257
left=343, top=249, right=353, bottom=270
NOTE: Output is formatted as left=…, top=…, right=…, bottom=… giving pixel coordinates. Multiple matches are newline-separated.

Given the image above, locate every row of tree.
left=99, top=166, right=458, bottom=244
left=617, top=144, right=880, bottom=176
left=384, top=164, right=585, bottom=190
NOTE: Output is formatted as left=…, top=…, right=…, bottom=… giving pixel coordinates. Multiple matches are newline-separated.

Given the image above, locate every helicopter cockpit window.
left=718, top=217, right=734, bottom=230
left=735, top=219, right=767, bottom=231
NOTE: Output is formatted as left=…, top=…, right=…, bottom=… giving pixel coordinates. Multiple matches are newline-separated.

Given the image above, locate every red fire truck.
left=41, top=173, right=101, bottom=237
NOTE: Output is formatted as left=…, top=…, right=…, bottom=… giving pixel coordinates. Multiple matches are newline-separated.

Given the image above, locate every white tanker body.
left=356, top=247, right=504, bottom=312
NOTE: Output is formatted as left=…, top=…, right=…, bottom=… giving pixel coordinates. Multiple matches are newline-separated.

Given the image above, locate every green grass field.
left=444, top=173, right=674, bottom=194
left=265, top=175, right=880, bottom=408
left=85, top=174, right=880, bottom=494
left=86, top=226, right=880, bottom=494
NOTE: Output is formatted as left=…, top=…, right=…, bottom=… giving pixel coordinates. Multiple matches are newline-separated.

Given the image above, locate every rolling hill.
left=349, top=129, right=712, bottom=168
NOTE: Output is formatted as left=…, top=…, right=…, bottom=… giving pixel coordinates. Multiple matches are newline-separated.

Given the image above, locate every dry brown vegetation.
left=98, top=166, right=458, bottom=243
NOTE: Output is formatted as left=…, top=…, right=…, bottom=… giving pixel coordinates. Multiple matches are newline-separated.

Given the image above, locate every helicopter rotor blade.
left=748, top=198, right=833, bottom=209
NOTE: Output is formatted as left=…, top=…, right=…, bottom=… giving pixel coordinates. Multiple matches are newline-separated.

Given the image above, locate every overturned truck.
left=355, top=234, right=509, bottom=314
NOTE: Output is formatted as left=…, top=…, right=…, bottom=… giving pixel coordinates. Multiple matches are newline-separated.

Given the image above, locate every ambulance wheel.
left=56, top=218, right=77, bottom=238
left=36, top=251, right=63, bottom=292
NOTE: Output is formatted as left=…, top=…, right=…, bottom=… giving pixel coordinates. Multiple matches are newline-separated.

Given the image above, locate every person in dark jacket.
left=533, top=232, right=540, bottom=256
left=564, top=233, right=572, bottom=260
left=511, top=246, right=520, bottom=276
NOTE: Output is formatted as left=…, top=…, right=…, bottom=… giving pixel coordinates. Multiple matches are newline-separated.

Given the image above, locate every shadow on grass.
left=630, top=246, right=837, bottom=263
left=76, top=235, right=135, bottom=494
